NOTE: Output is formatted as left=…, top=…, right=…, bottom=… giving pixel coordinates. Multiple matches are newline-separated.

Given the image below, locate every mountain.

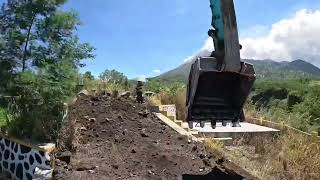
left=286, top=59, right=320, bottom=76
left=157, top=58, right=320, bottom=81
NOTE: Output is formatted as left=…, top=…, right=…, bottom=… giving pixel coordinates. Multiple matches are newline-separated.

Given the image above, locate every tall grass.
left=215, top=131, right=320, bottom=180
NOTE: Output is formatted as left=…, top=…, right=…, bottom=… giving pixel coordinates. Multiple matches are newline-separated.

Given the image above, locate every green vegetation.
left=0, top=0, right=94, bottom=141
left=249, top=78, right=320, bottom=133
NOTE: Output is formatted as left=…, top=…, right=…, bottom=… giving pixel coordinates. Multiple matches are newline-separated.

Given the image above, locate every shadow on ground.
left=182, top=167, right=244, bottom=180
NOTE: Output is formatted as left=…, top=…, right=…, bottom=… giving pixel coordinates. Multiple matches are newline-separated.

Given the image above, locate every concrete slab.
left=189, top=122, right=280, bottom=139
left=191, top=122, right=279, bottom=133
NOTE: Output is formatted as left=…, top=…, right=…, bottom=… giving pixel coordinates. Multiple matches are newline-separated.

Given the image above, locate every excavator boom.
left=186, top=0, right=256, bottom=129
left=210, top=0, right=241, bottom=72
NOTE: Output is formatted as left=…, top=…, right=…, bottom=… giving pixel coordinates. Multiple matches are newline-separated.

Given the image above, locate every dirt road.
left=53, top=94, right=254, bottom=180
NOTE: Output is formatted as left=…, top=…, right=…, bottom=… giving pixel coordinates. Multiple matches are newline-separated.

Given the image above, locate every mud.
left=53, top=94, right=254, bottom=180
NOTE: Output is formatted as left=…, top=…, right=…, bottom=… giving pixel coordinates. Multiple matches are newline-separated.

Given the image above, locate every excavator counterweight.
left=186, top=0, right=256, bottom=129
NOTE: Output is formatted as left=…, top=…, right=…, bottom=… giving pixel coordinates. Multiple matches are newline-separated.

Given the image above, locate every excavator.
left=186, top=0, right=256, bottom=129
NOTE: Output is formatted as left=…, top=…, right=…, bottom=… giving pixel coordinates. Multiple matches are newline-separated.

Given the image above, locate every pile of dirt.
left=53, top=94, right=253, bottom=180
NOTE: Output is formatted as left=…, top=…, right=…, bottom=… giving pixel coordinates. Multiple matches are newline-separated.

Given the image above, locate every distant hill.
left=157, top=58, right=320, bottom=81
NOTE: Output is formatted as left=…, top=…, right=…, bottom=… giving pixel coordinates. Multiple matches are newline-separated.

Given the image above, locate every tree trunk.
left=22, top=13, right=36, bottom=72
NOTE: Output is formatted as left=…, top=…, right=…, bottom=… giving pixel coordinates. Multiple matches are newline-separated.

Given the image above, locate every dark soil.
left=53, top=94, right=255, bottom=180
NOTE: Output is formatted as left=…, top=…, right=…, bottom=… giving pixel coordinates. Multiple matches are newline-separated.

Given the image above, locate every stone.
left=147, top=170, right=154, bottom=175
left=89, top=118, right=96, bottom=122
left=80, top=127, right=87, bottom=131
left=140, top=129, right=149, bottom=137
left=78, top=90, right=89, bottom=96
left=112, top=165, right=119, bottom=169
left=74, top=161, right=96, bottom=171
left=138, top=110, right=149, bottom=118
left=199, top=153, right=205, bottom=159
left=100, top=118, right=111, bottom=124
left=122, top=129, right=127, bottom=135
left=56, top=151, right=72, bottom=164
left=120, top=91, right=131, bottom=98
left=192, top=145, right=197, bottom=151
left=88, top=170, right=95, bottom=174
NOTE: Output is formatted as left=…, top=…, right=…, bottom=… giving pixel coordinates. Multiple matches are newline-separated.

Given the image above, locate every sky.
left=2, top=0, right=320, bottom=78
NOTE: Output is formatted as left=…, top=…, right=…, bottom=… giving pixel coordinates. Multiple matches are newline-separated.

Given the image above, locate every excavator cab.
left=186, top=0, right=256, bottom=129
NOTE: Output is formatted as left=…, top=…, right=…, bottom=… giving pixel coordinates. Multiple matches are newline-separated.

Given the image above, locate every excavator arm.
left=209, top=0, right=241, bottom=72
left=186, top=0, right=256, bottom=129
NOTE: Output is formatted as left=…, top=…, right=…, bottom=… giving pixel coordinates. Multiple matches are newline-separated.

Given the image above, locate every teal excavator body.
left=210, top=0, right=225, bottom=42
left=186, top=0, right=256, bottom=129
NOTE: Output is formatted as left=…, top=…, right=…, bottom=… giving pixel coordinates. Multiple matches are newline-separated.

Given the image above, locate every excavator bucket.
left=186, top=57, right=255, bottom=128
left=186, top=0, right=256, bottom=128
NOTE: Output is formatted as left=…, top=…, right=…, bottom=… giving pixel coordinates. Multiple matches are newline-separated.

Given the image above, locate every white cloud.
left=240, top=24, right=270, bottom=38
left=183, top=38, right=213, bottom=63
left=241, top=9, right=320, bottom=66
left=152, top=69, right=161, bottom=74
left=183, top=9, right=320, bottom=67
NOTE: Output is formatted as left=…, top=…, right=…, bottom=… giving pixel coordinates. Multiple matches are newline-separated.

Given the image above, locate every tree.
left=0, top=0, right=95, bottom=141
left=99, top=69, right=128, bottom=85
left=83, top=71, right=94, bottom=80
left=0, top=0, right=69, bottom=72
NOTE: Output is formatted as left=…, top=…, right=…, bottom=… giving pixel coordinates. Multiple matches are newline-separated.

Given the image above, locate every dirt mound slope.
left=53, top=95, right=254, bottom=180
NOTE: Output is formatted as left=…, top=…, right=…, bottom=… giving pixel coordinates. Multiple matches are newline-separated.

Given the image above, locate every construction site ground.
left=53, top=94, right=256, bottom=180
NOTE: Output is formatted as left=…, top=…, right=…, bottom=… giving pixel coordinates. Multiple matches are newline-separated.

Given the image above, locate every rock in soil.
left=74, top=161, right=97, bottom=171
left=56, top=151, right=72, bottom=164
left=140, top=128, right=149, bottom=137
left=138, top=110, right=149, bottom=117
left=120, top=91, right=131, bottom=98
